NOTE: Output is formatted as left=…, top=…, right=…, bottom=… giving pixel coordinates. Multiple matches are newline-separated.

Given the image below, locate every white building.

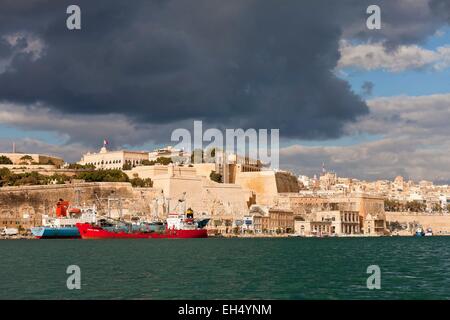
left=78, top=146, right=149, bottom=170
left=148, top=146, right=190, bottom=164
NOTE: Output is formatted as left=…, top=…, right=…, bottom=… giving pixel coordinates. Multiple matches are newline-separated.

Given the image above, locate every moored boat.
left=76, top=207, right=208, bottom=239
left=415, top=227, right=425, bottom=237
left=31, top=199, right=97, bottom=239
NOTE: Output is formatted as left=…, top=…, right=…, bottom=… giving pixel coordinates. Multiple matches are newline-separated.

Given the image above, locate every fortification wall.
left=0, top=183, right=160, bottom=229
left=386, top=212, right=450, bottom=235
left=235, top=171, right=299, bottom=206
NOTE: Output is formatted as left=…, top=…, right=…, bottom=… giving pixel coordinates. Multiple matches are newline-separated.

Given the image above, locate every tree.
left=0, top=169, right=70, bottom=186
left=0, top=156, right=13, bottom=164
left=0, top=167, right=12, bottom=186
left=20, top=155, right=33, bottom=161
left=405, top=200, right=426, bottom=213
left=209, top=171, right=222, bottom=183
left=122, top=163, right=132, bottom=171
left=76, top=169, right=129, bottom=183
left=19, top=155, right=34, bottom=165
left=130, top=177, right=153, bottom=188
left=155, top=157, right=172, bottom=165
left=384, top=199, right=403, bottom=212
left=141, top=159, right=155, bottom=166
left=67, top=163, right=95, bottom=169
left=431, top=203, right=442, bottom=213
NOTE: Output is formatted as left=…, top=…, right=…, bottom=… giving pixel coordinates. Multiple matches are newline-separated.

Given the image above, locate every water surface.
left=1, top=237, right=449, bottom=299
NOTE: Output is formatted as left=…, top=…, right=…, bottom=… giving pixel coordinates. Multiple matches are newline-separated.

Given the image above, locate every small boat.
left=415, top=227, right=425, bottom=237
left=31, top=199, right=97, bottom=239
left=1, top=227, right=18, bottom=236
left=424, top=228, right=433, bottom=236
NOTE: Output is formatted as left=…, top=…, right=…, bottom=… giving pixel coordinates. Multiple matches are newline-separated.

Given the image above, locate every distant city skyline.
left=1, top=0, right=450, bottom=182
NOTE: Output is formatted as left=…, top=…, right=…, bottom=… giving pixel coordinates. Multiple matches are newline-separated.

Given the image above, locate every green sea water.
left=1, top=237, right=450, bottom=300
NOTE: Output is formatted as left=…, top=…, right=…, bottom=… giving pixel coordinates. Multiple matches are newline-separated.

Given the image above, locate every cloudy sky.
left=0, top=0, right=449, bottom=182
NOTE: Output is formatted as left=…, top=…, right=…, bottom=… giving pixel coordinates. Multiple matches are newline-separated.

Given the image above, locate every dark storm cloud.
left=431, top=0, right=450, bottom=22
left=344, top=0, right=448, bottom=47
left=0, top=0, right=448, bottom=142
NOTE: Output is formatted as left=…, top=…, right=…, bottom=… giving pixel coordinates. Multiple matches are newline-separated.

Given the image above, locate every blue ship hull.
left=31, top=227, right=80, bottom=239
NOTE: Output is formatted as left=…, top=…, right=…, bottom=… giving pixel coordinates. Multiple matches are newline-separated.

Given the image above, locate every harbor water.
left=1, top=237, right=450, bottom=299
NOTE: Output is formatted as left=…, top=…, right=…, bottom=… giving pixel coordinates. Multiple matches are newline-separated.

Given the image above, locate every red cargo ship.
left=76, top=208, right=208, bottom=239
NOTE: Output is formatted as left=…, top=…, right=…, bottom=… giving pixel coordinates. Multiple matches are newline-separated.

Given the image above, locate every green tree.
left=0, top=156, right=13, bottom=164
left=0, top=167, right=12, bottom=186
left=209, top=171, right=222, bottom=183
left=122, top=163, right=132, bottom=170
left=384, top=199, right=403, bottom=212
left=431, top=203, right=442, bottom=213
left=76, top=169, right=129, bottom=183
left=141, top=159, right=155, bottom=166
left=405, top=200, right=426, bottom=212
left=130, top=177, right=153, bottom=187
left=155, top=157, right=172, bottom=165
left=20, top=155, right=33, bottom=160
left=67, top=163, right=95, bottom=169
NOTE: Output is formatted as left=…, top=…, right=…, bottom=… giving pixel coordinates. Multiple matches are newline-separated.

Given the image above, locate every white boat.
left=31, top=200, right=97, bottom=239
left=1, top=227, right=18, bottom=236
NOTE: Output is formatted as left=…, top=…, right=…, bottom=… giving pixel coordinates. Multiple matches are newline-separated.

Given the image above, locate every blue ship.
left=31, top=199, right=97, bottom=239
left=31, top=226, right=80, bottom=239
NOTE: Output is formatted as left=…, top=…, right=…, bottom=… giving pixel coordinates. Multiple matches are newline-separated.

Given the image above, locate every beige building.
left=294, top=210, right=360, bottom=236
left=78, top=146, right=149, bottom=169
left=243, top=205, right=294, bottom=234
left=235, top=170, right=300, bottom=206
left=149, top=146, right=190, bottom=164
left=277, top=193, right=387, bottom=235
left=0, top=152, right=64, bottom=167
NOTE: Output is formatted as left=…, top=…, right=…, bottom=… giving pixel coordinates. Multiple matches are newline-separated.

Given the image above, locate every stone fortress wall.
left=0, top=183, right=160, bottom=229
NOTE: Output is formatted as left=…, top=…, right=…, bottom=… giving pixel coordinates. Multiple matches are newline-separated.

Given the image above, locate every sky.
left=0, top=0, right=450, bottom=182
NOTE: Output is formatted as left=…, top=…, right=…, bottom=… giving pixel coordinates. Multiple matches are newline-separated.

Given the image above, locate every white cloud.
left=281, top=93, right=450, bottom=182
left=337, top=40, right=450, bottom=72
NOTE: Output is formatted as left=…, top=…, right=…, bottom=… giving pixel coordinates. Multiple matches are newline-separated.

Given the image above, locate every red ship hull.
left=76, top=223, right=208, bottom=239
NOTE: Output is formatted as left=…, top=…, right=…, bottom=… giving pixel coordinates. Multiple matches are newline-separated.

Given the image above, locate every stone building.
left=234, top=170, right=300, bottom=206
left=277, top=193, right=387, bottom=235
left=243, top=205, right=294, bottom=234
left=78, top=146, right=149, bottom=169
left=148, top=146, right=190, bottom=164
left=294, top=210, right=360, bottom=236
left=0, top=182, right=154, bottom=231
left=0, top=152, right=64, bottom=167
